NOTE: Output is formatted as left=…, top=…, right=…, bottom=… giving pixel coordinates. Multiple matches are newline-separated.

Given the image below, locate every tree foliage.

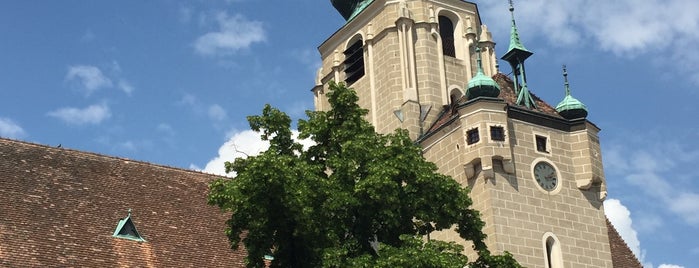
left=208, top=82, right=521, bottom=267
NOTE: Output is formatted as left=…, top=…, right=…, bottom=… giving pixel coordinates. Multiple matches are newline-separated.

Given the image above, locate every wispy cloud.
left=605, top=141, right=699, bottom=226
left=80, top=29, right=95, bottom=42
left=176, top=94, right=230, bottom=123
left=117, top=80, right=134, bottom=95
left=479, top=0, right=699, bottom=85
left=208, top=104, right=227, bottom=121
left=178, top=6, right=193, bottom=24
left=157, top=123, right=176, bottom=136
left=66, top=63, right=135, bottom=96
left=194, top=12, right=265, bottom=56
left=66, top=65, right=113, bottom=95
left=658, top=264, right=686, bottom=268
left=47, top=103, right=111, bottom=125
left=0, top=117, right=26, bottom=139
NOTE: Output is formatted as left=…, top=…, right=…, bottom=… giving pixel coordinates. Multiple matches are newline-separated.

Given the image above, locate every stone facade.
left=314, top=0, right=497, bottom=140
left=315, top=0, right=625, bottom=267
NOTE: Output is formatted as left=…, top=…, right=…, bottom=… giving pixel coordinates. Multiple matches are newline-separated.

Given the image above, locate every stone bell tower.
left=313, top=0, right=498, bottom=140
left=314, top=1, right=615, bottom=267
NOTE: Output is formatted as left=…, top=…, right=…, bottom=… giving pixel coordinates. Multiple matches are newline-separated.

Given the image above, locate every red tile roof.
left=492, top=73, right=561, bottom=117
left=0, top=138, right=247, bottom=267
left=426, top=73, right=561, bottom=134
left=607, top=218, right=644, bottom=268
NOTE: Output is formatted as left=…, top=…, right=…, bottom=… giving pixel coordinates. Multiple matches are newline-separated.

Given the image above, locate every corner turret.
left=555, top=65, right=588, bottom=119
left=466, top=46, right=500, bottom=99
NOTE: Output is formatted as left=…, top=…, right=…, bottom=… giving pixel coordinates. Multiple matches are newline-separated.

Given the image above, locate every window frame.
left=490, top=125, right=506, bottom=142
left=534, top=133, right=551, bottom=154
left=466, top=127, right=480, bottom=145
left=542, top=232, right=564, bottom=268
left=343, top=37, right=365, bottom=84
left=438, top=15, right=456, bottom=58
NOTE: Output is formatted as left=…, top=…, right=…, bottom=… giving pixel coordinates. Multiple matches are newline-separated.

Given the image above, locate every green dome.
left=466, top=71, right=501, bottom=99
left=331, top=0, right=373, bottom=20
left=556, top=65, right=587, bottom=119
left=556, top=95, right=588, bottom=119
left=466, top=46, right=500, bottom=99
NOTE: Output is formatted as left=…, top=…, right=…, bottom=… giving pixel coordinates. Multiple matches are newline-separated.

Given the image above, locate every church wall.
left=483, top=119, right=613, bottom=267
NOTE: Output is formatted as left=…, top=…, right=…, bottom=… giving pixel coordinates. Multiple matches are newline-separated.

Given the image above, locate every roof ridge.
left=0, top=137, right=222, bottom=179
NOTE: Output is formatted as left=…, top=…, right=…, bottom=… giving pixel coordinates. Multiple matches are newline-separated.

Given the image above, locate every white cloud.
left=0, top=117, right=26, bottom=139
left=479, top=0, right=699, bottom=86
left=208, top=104, right=227, bottom=121
left=197, top=129, right=313, bottom=176
left=199, top=130, right=270, bottom=176
left=66, top=65, right=113, bottom=95
left=66, top=64, right=135, bottom=96
left=47, top=103, right=111, bottom=125
left=658, top=265, right=685, bottom=268
left=194, top=12, right=265, bottom=56
left=604, top=199, right=643, bottom=260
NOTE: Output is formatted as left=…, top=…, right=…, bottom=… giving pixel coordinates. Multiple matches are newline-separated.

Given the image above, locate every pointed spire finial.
left=563, top=65, right=571, bottom=96
left=506, top=0, right=529, bottom=53
left=128, top=208, right=132, bottom=217
left=509, top=0, right=515, bottom=13
left=475, top=44, right=484, bottom=74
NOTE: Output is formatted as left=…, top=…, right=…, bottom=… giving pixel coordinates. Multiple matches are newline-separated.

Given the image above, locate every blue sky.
left=1, top=1, right=697, bottom=267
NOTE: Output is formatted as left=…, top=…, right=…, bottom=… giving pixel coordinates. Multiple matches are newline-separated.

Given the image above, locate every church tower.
left=314, top=1, right=614, bottom=267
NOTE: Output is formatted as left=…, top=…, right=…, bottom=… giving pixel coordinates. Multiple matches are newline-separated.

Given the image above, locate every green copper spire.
left=466, top=46, right=500, bottom=99
left=331, top=0, right=374, bottom=21
left=556, top=65, right=588, bottom=119
left=505, top=0, right=531, bottom=54
left=501, top=0, right=536, bottom=109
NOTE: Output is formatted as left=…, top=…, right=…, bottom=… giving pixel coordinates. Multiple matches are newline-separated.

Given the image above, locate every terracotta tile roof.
left=0, top=138, right=247, bottom=267
left=425, top=73, right=562, bottom=135
left=492, top=73, right=561, bottom=117
left=607, top=218, right=644, bottom=268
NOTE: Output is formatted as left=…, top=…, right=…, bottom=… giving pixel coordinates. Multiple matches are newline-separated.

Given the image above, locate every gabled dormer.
left=112, top=209, right=147, bottom=242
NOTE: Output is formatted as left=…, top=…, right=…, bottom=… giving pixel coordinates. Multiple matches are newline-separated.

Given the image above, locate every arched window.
left=343, top=38, right=365, bottom=84
left=543, top=233, right=564, bottom=268
left=439, top=15, right=456, bottom=57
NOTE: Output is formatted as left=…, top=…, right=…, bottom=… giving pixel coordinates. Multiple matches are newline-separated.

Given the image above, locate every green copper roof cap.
left=501, top=0, right=532, bottom=64
left=112, top=209, right=147, bottom=242
left=331, top=0, right=374, bottom=21
left=556, top=65, right=588, bottom=119
left=467, top=46, right=500, bottom=99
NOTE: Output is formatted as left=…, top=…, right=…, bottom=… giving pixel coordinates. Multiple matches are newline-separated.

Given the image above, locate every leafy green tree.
left=208, top=82, right=521, bottom=267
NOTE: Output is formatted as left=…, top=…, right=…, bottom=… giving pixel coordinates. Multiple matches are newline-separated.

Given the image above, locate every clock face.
left=534, top=162, right=558, bottom=191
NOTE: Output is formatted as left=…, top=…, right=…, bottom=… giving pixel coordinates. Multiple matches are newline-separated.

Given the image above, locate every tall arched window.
left=438, top=15, right=456, bottom=57
left=343, top=38, right=365, bottom=84
left=543, top=233, right=564, bottom=268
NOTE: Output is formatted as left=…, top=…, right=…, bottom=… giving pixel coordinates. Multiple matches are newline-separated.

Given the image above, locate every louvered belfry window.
left=343, top=39, right=365, bottom=84
left=439, top=15, right=456, bottom=57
